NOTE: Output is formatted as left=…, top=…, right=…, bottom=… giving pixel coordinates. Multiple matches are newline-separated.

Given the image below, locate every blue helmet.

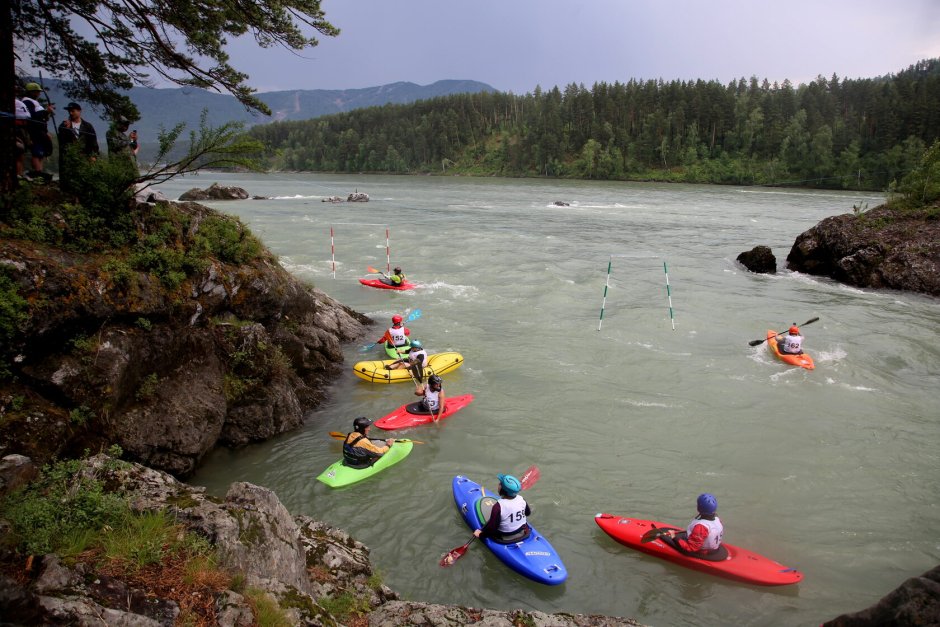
left=497, top=474, right=521, bottom=496
left=410, top=339, right=423, bottom=350
left=697, top=493, right=718, bottom=515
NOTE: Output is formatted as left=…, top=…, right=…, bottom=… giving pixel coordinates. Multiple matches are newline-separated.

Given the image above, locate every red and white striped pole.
left=330, top=226, right=336, bottom=279
left=385, top=227, right=391, bottom=274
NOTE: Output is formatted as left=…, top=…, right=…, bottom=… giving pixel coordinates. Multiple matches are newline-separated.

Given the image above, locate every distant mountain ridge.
left=35, top=79, right=496, bottom=159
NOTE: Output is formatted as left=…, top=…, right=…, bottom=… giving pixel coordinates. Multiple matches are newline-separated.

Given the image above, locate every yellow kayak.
left=352, top=352, right=464, bottom=384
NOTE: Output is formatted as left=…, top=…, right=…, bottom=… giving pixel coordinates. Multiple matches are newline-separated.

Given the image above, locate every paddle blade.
left=440, top=538, right=474, bottom=567
left=640, top=526, right=679, bottom=543
left=406, top=308, right=423, bottom=322
left=802, top=316, right=820, bottom=326
left=367, top=266, right=381, bottom=274
left=748, top=338, right=766, bottom=346
left=519, top=465, right=540, bottom=490
left=329, top=431, right=346, bottom=440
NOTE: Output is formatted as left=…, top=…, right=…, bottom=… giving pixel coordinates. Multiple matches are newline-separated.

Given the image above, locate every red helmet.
left=789, top=326, right=799, bottom=335
left=392, top=314, right=403, bottom=324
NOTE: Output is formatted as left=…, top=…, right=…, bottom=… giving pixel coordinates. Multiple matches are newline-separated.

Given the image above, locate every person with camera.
left=107, top=115, right=139, bottom=163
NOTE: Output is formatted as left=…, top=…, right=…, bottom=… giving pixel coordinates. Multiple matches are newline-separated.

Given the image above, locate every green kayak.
left=316, top=440, right=414, bottom=488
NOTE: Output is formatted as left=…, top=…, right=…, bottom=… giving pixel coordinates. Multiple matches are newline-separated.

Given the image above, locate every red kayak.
left=359, top=278, right=417, bottom=291
left=594, top=513, right=802, bottom=586
left=374, top=394, right=474, bottom=430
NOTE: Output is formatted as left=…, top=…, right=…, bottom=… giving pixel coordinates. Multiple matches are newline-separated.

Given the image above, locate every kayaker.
left=342, top=417, right=394, bottom=468
left=376, top=314, right=411, bottom=351
left=387, top=339, right=428, bottom=383
left=665, top=493, right=724, bottom=556
left=473, top=474, right=531, bottom=543
left=381, top=266, right=405, bottom=286
left=776, top=324, right=804, bottom=355
left=415, top=374, right=445, bottom=421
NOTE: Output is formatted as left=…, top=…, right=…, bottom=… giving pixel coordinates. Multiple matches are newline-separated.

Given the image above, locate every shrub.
left=0, top=458, right=128, bottom=556
left=0, top=267, right=28, bottom=377
left=194, top=214, right=263, bottom=265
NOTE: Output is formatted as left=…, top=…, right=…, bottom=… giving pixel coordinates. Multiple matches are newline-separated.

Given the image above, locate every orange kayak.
left=767, top=330, right=814, bottom=369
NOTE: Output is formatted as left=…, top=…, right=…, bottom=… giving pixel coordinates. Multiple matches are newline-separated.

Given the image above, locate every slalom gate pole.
left=386, top=227, right=390, bottom=274
left=598, top=257, right=612, bottom=331
left=663, top=261, right=675, bottom=330
left=330, top=226, right=336, bottom=279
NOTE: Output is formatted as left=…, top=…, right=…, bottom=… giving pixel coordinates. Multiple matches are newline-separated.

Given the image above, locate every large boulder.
left=786, top=205, right=940, bottom=296
left=823, top=564, right=940, bottom=626
left=0, top=201, right=371, bottom=477
left=737, top=245, right=777, bottom=273
left=179, top=183, right=250, bottom=201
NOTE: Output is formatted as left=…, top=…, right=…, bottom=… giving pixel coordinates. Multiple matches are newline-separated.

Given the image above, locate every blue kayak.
left=451, top=475, right=567, bottom=585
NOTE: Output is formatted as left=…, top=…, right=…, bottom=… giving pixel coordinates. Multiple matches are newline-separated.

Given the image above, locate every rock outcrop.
left=737, top=245, right=777, bottom=273
left=0, top=200, right=371, bottom=476
left=0, top=455, right=643, bottom=626
left=786, top=205, right=940, bottom=296
left=347, top=192, right=369, bottom=202
left=179, top=183, right=251, bottom=201
left=823, top=564, right=940, bottom=626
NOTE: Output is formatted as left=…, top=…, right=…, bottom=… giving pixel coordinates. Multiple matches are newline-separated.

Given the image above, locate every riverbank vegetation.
left=248, top=59, right=940, bottom=190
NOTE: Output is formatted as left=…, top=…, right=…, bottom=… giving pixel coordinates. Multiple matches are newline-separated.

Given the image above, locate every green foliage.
left=69, top=405, right=95, bottom=425
left=0, top=267, right=28, bottom=377
left=13, top=0, right=338, bottom=120
left=890, top=139, right=940, bottom=208
left=134, top=317, right=152, bottom=331
left=193, top=214, right=263, bottom=264
left=0, top=459, right=128, bottom=556
left=245, top=588, right=293, bottom=627
left=317, top=591, right=371, bottom=621
left=249, top=59, right=940, bottom=190
left=136, top=373, right=159, bottom=401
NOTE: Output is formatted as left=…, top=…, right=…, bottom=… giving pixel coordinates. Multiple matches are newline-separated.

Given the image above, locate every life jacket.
left=342, top=433, right=378, bottom=468
left=387, top=325, right=407, bottom=346
left=408, top=349, right=428, bottom=368
left=423, top=386, right=441, bottom=411
left=497, top=496, right=528, bottom=534
left=389, top=273, right=403, bottom=285
left=687, top=516, right=723, bottom=552
left=781, top=334, right=803, bottom=354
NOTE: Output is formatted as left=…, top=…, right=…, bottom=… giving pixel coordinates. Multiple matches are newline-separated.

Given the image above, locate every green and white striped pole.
left=663, top=261, right=675, bottom=330
left=598, top=257, right=612, bottom=331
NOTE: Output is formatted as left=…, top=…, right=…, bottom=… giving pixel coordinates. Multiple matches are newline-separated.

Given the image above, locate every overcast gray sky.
left=224, top=0, right=940, bottom=94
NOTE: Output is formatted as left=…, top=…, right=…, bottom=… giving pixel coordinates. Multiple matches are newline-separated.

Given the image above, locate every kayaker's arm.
left=669, top=523, right=709, bottom=552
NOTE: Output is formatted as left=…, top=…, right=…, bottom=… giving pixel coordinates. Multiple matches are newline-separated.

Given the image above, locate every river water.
left=158, top=172, right=939, bottom=626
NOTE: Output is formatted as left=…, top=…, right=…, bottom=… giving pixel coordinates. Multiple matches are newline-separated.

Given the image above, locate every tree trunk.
left=1, top=0, right=17, bottom=203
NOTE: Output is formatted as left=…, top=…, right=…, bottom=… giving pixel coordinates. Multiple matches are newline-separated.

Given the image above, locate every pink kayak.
left=359, top=278, right=417, bottom=290
left=374, top=394, right=474, bottom=430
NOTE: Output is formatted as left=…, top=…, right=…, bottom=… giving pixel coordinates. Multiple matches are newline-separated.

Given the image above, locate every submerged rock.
left=347, top=192, right=369, bottom=202
left=179, top=183, right=250, bottom=201
left=737, top=245, right=777, bottom=273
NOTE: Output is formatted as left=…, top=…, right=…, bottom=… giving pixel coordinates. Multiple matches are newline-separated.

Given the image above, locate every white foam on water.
left=816, top=346, right=848, bottom=362
left=417, top=281, right=479, bottom=299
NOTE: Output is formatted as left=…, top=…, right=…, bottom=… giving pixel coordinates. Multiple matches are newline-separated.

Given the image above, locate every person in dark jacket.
left=57, top=102, right=98, bottom=189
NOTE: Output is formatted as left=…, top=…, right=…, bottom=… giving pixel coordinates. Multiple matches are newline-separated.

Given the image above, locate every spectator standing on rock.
left=57, top=102, right=98, bottom=188
left=13, top=84, right=32, bottom=179
left=21, top=82, right=55, bottom=181
left=107, top=115, right=138, bottom=164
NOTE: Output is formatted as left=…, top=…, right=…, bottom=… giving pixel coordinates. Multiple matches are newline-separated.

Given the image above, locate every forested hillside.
left=249, top=59, right=940, bottom=190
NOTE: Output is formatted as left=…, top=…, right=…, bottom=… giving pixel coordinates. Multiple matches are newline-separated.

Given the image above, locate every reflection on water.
left=174, top=172, right=940, bottom=626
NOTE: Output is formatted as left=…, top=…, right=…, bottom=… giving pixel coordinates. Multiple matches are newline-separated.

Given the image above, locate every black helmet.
left=428, top=375, right=443, bottom=388
left=353, top=416, right=372, bottom=432
left=394, top=267, right=402, bottom=274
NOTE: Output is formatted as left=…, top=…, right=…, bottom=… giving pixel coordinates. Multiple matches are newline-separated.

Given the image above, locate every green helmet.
left=25, top=82, right=42, bottom=92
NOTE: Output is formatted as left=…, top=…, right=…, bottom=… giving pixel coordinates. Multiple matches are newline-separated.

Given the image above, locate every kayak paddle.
left=366, top=265, right=388, bottom=277
left=748, top=316, right=819, bottom=346
left=328, top=431, right=423, bottom=444
left=640, top=524, right=682, bottom=543
left=439, top=465, right=541, bottom=567
left=358, top=309, right=424, bottom=352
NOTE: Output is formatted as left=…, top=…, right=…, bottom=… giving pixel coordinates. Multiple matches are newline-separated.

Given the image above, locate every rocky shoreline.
left=0, top=453, right=641, bottom=626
